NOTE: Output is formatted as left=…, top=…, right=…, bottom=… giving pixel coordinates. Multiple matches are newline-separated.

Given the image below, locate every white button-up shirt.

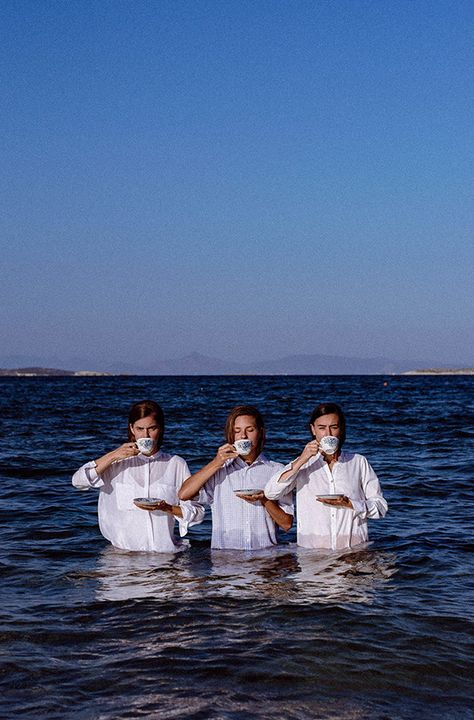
left=200, top=454, right=293, bottom=550
left=264, top=451, right=387, bottom=550
left=72, top=451, right=204, bottom=552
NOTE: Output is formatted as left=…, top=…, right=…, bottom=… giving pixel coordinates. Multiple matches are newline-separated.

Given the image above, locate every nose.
left=145, top=429, right=151, bottom=437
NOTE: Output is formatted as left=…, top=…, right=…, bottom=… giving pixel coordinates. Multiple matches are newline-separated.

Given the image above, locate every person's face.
left=130, top=415, right=161, bottom=449
left=310, top=413, right=341, bottom=441
left=233, top=414, right=261, bottom=449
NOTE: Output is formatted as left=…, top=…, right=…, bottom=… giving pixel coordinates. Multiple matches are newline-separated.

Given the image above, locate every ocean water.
left=0, top=375, right=473, bottom=720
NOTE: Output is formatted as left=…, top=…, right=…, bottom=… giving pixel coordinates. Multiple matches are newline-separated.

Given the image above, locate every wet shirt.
left=200, top=454, right=293, bottom=550
left=72, top=451, right=204, bottom=552
left=264, top=452, right=387, bottom=550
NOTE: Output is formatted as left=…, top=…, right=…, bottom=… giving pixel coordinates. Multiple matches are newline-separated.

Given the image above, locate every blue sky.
left=1, top=0, right=473, bottom=369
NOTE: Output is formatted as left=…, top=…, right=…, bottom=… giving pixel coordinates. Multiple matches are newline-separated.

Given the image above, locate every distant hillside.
left=139, top=352, right=414, bottom=375
left=1, top=355, right=472, bottom=376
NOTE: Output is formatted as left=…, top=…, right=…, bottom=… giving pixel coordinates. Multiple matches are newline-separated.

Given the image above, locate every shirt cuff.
left=277, top=462, right=294, bottom=483
left=351, top=499, right=367, bottom=518
left=85, top=461, right=103, bottom=486
left=177, top=500, right=205, bottom=537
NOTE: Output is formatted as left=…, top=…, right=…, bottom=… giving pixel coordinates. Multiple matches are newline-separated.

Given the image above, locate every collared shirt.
left=72, top=451, right=204, bottom=552
left=264, top=451, right=387, bottom=550
left=200, top=454, right=294, bottom=550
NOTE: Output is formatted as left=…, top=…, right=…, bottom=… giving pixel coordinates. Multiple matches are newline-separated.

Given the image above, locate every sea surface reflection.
left=92, top=544, right=397, bottom=607
left=1, top=374, right=473, bottom=719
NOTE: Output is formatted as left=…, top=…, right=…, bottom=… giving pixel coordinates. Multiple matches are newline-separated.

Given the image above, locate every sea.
left=1, top=375, right=473, bottom=720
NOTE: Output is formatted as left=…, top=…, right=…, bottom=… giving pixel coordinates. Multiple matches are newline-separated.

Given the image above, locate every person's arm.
left=352, top=457, right=388, bottom=519
left=261, top=497, right=293, bottom=531
left=234, top=489, right=293, bottom=531
left=72, top=442, right=139, bottom=490
left=178, top=443, right=237, bottom=500
left=134, top=498, right=183, bottom=517
left=264, top=439, right=320, bottom=500
left=279, top=440, right=320, bottom=483
left=94, top=442, right=138, bottom=476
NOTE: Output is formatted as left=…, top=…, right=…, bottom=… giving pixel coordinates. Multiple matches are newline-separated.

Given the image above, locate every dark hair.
left=127, top=400, right=165, bottom=450
left=224, top=405, right=265, bottom=457
left=309, top=402, right=346, bottom=448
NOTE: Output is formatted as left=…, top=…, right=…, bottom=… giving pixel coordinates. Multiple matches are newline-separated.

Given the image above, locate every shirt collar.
left=233, top=452, right=268, bottom=468
left=137, top=449, right=163, bottom=462
left=308, top=450, right=346, bottom=467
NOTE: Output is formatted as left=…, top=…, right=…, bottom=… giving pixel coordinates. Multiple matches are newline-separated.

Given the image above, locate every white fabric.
left=72, top=451, right=204, bottom=552
left=200, top=454, right=293, bottom=550
left=264, top=451, right=387, bottom=550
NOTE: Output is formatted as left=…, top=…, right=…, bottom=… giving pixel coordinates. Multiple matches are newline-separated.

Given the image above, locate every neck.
left=244, top=450, right=259, bottom=465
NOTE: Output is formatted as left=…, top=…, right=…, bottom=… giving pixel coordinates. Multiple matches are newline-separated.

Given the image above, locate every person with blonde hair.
left=179, top=405, right=293, bottom=550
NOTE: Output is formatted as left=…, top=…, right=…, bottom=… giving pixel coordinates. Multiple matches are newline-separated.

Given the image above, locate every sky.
left=1, top=0, right=473, bottom=370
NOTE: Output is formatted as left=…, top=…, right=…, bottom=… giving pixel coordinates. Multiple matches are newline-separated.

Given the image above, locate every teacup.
left=234, top=439, right=253, bottom=456
left=319, top=436, right=339, bottom=455
left=136, top=437, right=154, bottom=455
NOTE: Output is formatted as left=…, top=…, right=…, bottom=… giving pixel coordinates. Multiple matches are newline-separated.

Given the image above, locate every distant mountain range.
left=1, top=351, right=470, bottom=375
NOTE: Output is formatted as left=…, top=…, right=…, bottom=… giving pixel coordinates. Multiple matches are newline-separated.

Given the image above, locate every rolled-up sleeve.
left=177, top=499, right=205, bottom=537
left=175, top=459, right=205, bottom=536
left=264, top=463, right=297, bottom=500
left=72, top=461, right=104, bottom=490
left=351, top=458, right=388, bottom=520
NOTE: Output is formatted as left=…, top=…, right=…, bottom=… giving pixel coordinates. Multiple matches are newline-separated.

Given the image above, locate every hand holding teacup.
left=215, top=443, right=239, bottom=465
left=299, top=439, right=321, bottom=464
left=113, top=442, right=140, bottom=462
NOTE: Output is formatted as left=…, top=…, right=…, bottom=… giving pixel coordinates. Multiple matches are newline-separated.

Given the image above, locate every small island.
left=402, top=368, right=474, bottom=375
left=0, top=367, right=111, bottom=377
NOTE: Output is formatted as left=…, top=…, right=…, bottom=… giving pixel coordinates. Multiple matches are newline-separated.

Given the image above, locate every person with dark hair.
left=72, top=400, right=204, bottom=552
left=264, top=402, right=387, bottom=550
left=178, top=405, right=293, bottom=549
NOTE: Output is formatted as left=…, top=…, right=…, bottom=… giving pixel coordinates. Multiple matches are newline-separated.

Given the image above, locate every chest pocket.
left=152, top=482, right=177, bottom=505
left=115, top=482, right=137, bottom=511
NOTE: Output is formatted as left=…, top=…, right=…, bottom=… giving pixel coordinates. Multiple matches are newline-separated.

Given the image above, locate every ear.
left=129, top=423, right=135, bottom=439
left=310, top=422, right=316, bottom=438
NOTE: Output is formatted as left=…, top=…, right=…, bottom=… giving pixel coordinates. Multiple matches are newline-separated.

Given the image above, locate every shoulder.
left=340, top=451, right=364, bottom=462
left=261, top=457, right=285, bottom=471
left=157, top=452, right=188, bottom=468
left=340, top=452, right=376, bottom=473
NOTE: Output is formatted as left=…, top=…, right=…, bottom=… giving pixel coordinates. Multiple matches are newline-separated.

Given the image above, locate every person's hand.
left=235, top=490, right=265, bottom=504
left=316, top=495, right=353, bottom=509
left=134, top=499, right=171, bottom=512
left=299, top=439, right=320, bottom=464
left=215, top=443, right=238, bottom=466
left=112, top=442, right=139, bottom=462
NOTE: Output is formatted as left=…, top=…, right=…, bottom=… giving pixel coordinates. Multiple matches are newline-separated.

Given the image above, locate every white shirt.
left=72, top=451, right=204, bottom=552
left=264, top=451, right=387, bottom=550
left=200, top=454, right=294, bottom=550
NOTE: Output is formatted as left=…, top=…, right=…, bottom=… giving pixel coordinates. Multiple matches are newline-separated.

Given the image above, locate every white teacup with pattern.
left=234, top=439, right=253, bottom=456
left=319, top=436, right=339, bottom=455
left=136, top=438, right=154, bottom=455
